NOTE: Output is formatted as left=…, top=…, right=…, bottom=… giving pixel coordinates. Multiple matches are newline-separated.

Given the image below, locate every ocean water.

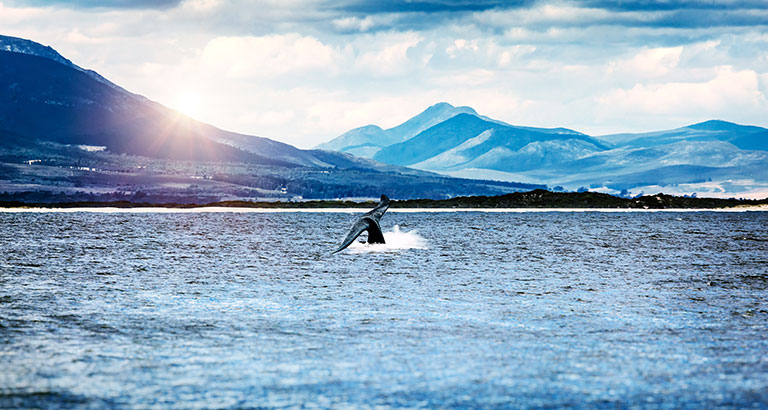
left=1, top=210, right=767, bottom=409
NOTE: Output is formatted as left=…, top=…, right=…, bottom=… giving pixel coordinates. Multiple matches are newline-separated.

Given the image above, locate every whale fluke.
left=333, top=195, right=390, bottom=254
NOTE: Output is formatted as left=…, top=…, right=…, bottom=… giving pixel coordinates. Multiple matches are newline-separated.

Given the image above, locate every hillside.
left=373, top=113, right=605, bottom=167
left=0, top=35, right=540, bottom=202
left=600, top=120, right=767, bottom=150
left=320, top=104, right=768, bottom=198
left=316, top=102, right=477, bottom=157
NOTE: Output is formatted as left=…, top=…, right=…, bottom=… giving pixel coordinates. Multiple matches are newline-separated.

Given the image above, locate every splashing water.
left=347, top=225, right=427, bottom=253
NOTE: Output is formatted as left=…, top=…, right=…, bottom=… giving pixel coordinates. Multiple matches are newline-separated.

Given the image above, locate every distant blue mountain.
left=316, top=102, right=477, bottom=157
left=4, top=32, right=766, bottom=199
left=600, top=120, right=767, bottom=151
left=321, top=105, right=768, bottom=197
left=731, top=129, right=768, bottom=151
left=0, top=36, right=440, bottom=170
left=317, top=124, right=387, bottom=158
left=0, top=34, right=540, bottom=201
left=374, top=113, right=605, bottom=167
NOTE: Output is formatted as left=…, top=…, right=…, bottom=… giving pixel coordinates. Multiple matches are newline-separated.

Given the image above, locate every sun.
left=173, top=92, right=202, bottom=118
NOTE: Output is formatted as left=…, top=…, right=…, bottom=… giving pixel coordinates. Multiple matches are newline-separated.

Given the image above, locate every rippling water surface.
left=1, top=210, right=767, bottom=408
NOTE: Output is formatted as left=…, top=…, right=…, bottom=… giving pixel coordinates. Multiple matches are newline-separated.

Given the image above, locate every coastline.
left=2, top=189, right=767, bottom=211
left=3, top=206, right=767, bottom=213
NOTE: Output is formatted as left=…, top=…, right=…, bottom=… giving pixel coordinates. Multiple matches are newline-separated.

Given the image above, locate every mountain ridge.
left=321, top=104, right=768, bottom=198
left=0, top=34, right=539, bottom=201
left=0, top=34, right=138, bottom=95
left=316, top=102, right=478, bottom=157
left=373, top=113, right=608, bottom=166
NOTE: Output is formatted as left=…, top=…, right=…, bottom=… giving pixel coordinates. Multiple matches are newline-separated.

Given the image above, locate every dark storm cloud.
left=642, top=9, right=768, bottom=29
left=577, top=0, right=768, bottom=12
left=7, top=0, right=182, bottom=9
left=324, top=0, right=538, bottom=33
left=331, top=0, right=768, bottom=31
left=333, top=0, right=535, bottom=14
left=565, top=1, right=768, bottom=30
left=563, top=2, right=768, bottom=30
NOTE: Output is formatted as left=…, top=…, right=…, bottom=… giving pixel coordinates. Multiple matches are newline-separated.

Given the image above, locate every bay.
left=1, top=210, right=767, bottom=408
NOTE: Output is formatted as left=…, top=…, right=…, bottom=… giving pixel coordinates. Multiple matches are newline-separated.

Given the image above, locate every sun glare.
left=173, top=93, right=201, bottom=118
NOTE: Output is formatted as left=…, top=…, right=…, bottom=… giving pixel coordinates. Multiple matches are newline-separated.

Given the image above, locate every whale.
left=332, top=194, right=390, bottom=254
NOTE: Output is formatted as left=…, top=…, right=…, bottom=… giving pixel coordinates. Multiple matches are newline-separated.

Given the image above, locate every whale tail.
left=333, top=195, right=390, bottom=254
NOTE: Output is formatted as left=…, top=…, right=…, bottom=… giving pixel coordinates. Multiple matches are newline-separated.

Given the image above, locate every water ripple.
left=0, top=211, right=767, bottom=408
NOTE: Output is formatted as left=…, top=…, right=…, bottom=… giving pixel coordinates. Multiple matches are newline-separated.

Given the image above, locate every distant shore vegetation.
left=1, top=189, right=766, bottom=209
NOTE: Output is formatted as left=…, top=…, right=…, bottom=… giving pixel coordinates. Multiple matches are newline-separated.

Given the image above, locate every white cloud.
left=180, top=0, right=223, bottom=13
left=431, top=69, right=497, bottom=87
left=522, top=3, right=613, bottom=24
left=353, top=32, right=422, bottom=76
left=431, top=36, right=537, bottom=73
left=760, top=72, right=768, bottom=94
left=475, top=3, right=614, bottom=28
left=446, top=38, right=479, bottom=57
left=250, top=109, right=295, bottom=127
left=332, top=16, right=375, bottom=32
left=0, top=2, right=45, bottom=23
left=598, top=66, right=768, bottom=118
left=199, top=34, right=338, bottom=78
left=608, top=46, right=683, bottom=77
left=2, top=0, right=767, bottom=148
left=65, top=28, right=110, bottom=44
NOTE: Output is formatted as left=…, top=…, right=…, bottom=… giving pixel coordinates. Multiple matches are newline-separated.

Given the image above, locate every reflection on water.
left=1, top=210, right=767, bottom=408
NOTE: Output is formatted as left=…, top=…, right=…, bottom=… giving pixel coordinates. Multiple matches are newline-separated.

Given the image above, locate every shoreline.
left=3, top=206, right=767, bottom=213
left=2, top=190, right=767, bottom=211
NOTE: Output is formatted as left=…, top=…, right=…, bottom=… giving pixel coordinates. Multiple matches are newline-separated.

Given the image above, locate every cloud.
left=64, top=28, right=111, bottom=44
left=332, top=16, right=376, bottom=32
left=474, top=1, right=768, bottom=33
left=326, top=0, right=539, bottom=32
left=352, top=31, right=423, bottom=76
left=334, top=0, right=531, bottom=14
left=180, top=0, right=223, bottom=12
left=199, top=34, right=339, bottom=78
left=608, top=46, right=683, bottom=77
left=0, top=2, right=46, bottom=22
left=250, top=109, right=296, bottom=127
left=6, top=0, right=182, bottom=9
left=598, top=66, right=768, bottom=119
left=439, top=37, right=536, bottom=69
left=577, top=0, right=768, bottom=12
left=326, top=0, right=768, bottom=35
left=646, top=8, right=768, bottom=29
left=476, top=3, right=615, bottom=27
left=2, top=0, right=767, bottom=148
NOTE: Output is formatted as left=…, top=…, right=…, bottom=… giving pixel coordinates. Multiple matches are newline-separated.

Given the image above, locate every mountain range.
left=0, top=34, right=538, bottom=203
left=319, top=103, right=768, bottom=198
left=2, top=33, right=765, bottom=202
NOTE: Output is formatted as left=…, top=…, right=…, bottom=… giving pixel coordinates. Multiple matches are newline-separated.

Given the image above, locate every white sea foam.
left=346, top=225, right=427, bottom=253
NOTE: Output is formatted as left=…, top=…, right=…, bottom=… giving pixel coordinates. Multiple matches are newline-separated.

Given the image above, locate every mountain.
left=321, top=105, right=768, bottom=198
left=323, top=103, right=607, bottom=178
left=1, top=34, right=133, bottom=94
left=600, top=120, right=767, bottom=151
left=0, top=50, right=301, bottom=165
left=0, top=35, right=541, bottom=202
left=732, top=129, right=768, bottom=151
left=529, top=140, right=768, bottom=190
left=316, top=102, right=477, bottom=157
left=373, top=113, right=605, bottom=167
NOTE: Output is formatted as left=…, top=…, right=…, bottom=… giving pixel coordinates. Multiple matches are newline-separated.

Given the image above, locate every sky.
left=1, top=0, right=767, bottom=148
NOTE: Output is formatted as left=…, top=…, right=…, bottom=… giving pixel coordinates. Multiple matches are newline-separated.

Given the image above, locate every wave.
left=346, top=225, right=427, bottom=253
